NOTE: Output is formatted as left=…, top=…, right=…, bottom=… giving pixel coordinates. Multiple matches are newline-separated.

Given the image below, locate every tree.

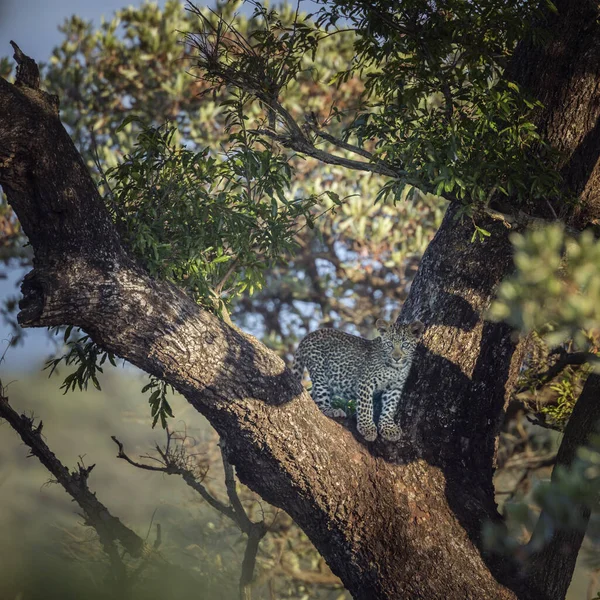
left=2, top=1, right=600, bottom=599
left=0, top=0, right=443, bottom=355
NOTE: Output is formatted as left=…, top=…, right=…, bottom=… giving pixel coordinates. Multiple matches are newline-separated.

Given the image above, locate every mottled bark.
left=2, top=3, right=600, bottom=596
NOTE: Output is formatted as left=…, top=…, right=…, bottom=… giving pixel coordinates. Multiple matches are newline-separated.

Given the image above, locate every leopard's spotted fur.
left=291, top=320, right=424, bottom=442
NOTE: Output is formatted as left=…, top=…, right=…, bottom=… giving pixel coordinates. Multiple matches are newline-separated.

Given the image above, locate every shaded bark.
left=2, top=3, right=600, bottom=595
left=508, top=0, right=600, bottom=226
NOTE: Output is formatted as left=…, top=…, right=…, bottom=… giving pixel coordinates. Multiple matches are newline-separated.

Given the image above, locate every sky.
left=0, top=0, right=171, bottom=370
left=0, top=0, right=167, bottom=63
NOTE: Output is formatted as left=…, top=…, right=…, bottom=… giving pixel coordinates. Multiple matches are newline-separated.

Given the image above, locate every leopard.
left=291, top=319, right=424, bottom=442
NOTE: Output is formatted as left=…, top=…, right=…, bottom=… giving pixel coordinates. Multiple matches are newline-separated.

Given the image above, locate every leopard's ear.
left=408, top=320, right=425, bottom=338
left=375, top=319, right=389, bottom=333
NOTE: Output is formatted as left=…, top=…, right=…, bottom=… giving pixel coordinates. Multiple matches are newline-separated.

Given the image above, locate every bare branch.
left=516, top=350, right=596, bottom=395
left=114, top=432, right=267, bottom=600
left=112, top=434, right=237, bottom=521
left=220, top=442, right=267, bottom=600
left=0, top=390, right=145, bottom=559
left=221, top=441, right=253, bottom=532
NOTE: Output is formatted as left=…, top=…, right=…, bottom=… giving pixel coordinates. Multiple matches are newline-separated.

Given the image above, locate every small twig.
left=214, top=258, right=238, bottom=296
left=515, top=350, right=596, bottom=395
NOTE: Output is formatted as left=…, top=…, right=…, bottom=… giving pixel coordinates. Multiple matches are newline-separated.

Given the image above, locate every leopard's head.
left=376, top=319, right=424, bottom=363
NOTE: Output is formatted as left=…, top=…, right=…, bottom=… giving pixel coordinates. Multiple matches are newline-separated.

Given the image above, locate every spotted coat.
left=291, top=320, right=424, bottom=442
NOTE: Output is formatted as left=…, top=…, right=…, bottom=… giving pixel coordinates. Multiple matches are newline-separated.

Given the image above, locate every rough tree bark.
left=1, top=2, right=600, bottom=598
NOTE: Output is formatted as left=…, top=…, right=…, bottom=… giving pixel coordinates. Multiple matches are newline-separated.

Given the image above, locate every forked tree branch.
left=113, top=433, right=268, bottom=599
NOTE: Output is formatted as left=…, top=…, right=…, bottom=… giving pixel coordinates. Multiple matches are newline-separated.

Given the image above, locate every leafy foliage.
left=141, top=376, right=175, bottom=429
left=319, top=0, right=562, bottom=207
left=190, top=0, right=562, bottom=211
left=489, top=225, right=600, bottom=352
left=105, top=114, right=327, bottom=315
left=44, top=326, right=117, bottom=393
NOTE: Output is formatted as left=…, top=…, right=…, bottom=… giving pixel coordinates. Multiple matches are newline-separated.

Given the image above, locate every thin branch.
left=516, top=350, right=596, bottom=395
left=221, top=442, right=253, bottom=532
left=112, top=434, right=237, bottom=522
left=305, top=116, right=375, bottom=161
left=496, top=452, right=557, bottom=500
left=240, top=520, right=268, bottom=600
left=251, top=128, right=400, bottom=178
left=0, top=390, right=146, bottom=560
left=114, top=433, right=268, bottom=600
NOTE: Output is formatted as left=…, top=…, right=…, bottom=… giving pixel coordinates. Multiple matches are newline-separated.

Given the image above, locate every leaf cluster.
left=44, top=326, right=117, bottom=393
left=489, top=225, right=600, bottom=353
left=187, top=0, right=563, bottom=211
left=316, top=0, right=562, bottom=206
left=105, top=112, right=324, bottom=314
left=141, top=376, right=175, bottom=429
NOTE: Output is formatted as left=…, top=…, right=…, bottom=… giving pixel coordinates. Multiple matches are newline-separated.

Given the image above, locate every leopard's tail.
left=290, top=355, right=305, bottom=382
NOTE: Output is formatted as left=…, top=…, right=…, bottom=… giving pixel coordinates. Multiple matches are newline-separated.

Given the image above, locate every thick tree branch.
left=10, top=41, right=40, bottom=89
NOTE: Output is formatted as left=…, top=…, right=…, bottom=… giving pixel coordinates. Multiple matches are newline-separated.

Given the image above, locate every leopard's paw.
left=357, top=421, right=378, bottom=442
left=380, top=423, right=402, bottom=442
left=322, top=407, right=347, bottom=418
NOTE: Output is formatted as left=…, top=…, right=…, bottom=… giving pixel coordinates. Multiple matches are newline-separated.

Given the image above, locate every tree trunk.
left=526, top=373, right=600, bottom=599
left=2, top=2, right=600, bottom=597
